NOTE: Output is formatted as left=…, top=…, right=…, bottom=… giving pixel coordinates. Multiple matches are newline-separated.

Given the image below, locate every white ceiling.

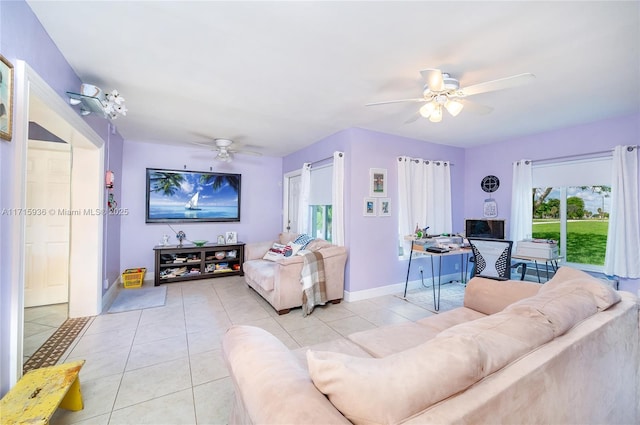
left=27, top=1, right=640, bottom=157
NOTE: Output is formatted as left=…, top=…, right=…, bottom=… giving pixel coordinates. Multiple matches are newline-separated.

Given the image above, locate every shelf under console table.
left=153, top=242, right=245, bottom=286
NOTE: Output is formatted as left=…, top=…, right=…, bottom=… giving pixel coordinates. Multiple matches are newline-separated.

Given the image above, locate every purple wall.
left=283, top=128, right=466, bottom=293
left=1, top=1, right=121, bottom=394
left=463, top=113, right=640, bottom=292
left=119, top=140, right=283, bottom=275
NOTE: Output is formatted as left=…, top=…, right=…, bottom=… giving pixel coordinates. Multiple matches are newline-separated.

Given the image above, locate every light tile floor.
left=49, top=276, right=435, bottom=425
left=23, top=302, right=69, bottom=364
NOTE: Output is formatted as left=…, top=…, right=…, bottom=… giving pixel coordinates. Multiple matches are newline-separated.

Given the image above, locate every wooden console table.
left=153, top=242, right=245, bottom=286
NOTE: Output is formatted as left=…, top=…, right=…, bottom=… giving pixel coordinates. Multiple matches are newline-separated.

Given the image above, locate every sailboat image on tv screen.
left=185, top=192, right=201, bottom=210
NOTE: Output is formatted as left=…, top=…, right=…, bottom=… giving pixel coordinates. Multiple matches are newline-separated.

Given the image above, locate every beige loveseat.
left=243, top=233, right=348, bottom=314
left=223, top=267, right=639, bottom=424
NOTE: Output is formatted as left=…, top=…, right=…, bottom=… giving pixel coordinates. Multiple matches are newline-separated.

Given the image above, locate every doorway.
left=8, top=61, right=105, bottom=386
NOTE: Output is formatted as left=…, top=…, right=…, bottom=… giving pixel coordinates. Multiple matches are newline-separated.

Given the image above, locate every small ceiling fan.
left=193, top=138, right=261, bottom=162
left=366, top=69, right=535, bottom=123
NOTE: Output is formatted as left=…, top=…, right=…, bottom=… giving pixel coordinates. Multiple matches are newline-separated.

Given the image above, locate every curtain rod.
left=533, top=145, right=638, bottom=164
left=398, top=157, right=455, bottom=166
left=308, top=152, right=342, bottom=166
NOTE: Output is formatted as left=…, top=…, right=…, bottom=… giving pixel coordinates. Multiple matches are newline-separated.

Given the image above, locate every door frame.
left=8, top=61, right=105, bottom=385
left=283, top=169, right=301, bottom=233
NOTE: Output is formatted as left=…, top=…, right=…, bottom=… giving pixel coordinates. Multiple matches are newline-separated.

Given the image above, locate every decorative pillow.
left=283, top=242, right=303, bottom=257
left=307, top=334, right=483, bottom=425
left=262, top=243, right=288, bottom=261
left=293, top=233, right=315, bottom=249
left=541, top=267, right=621, bottom=311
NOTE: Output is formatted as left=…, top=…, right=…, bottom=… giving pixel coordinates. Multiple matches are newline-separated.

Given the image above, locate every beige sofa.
left=223, top=267, right=639, bottom=424
left=243, top=233, right=348, bottom=314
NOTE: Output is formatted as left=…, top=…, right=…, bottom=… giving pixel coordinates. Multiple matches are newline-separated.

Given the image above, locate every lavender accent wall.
left=283, top=127, right=466, bottom=293
left=1, top=0, right=120, bottom=394
left=463, top=113, right=640, bottom=292
left=119, top=141, right=283, bottom=275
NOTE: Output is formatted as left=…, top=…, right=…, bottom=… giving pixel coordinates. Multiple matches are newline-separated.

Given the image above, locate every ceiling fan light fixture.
left=445, top=99, right=464, bottom=117
left=419, top=102, right=436, bottom=118
left=429, top=106, right=443, bottom=123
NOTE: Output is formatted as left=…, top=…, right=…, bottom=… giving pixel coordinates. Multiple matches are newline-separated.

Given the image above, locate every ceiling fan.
left=366, top=69, right=535, bottom=123
left=193, top=138, right=262, bottom=162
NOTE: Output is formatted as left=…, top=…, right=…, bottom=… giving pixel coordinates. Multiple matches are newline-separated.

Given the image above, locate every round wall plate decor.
left=481, top=175, right=500, bottom=193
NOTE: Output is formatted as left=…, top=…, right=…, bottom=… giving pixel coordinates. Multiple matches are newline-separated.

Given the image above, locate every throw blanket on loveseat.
left=300, top=251, right=327, bottom=316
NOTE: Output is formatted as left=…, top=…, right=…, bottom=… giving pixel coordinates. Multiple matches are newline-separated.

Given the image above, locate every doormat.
left=400, top=282, right=466, bottom=314
left=107, top=285, right=167, bottom=314
left=23, top=316, right=92, bottom=374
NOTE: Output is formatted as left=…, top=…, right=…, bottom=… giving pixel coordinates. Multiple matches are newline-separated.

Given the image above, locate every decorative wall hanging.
left=0, top=54, right=14, bottom=141
left=363, top=198, right=377, bottom=216
left=481, top=175, right=500, bottom=218
left=369, top=168, right=387, bottom=197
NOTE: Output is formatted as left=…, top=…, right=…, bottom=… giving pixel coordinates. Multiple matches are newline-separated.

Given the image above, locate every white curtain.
left=332, top=151, right=345, bottom=246
left=510, top=159, right=533, bottom=250
left=397, top=156, right=452, bottom=254
left=297, top=163, right=311, bottom=234
left=604, top=145, right=640, bottom=278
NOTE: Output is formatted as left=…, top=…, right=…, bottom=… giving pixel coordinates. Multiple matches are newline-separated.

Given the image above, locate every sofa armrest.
left=464, top=277, right=542, bottom=315
left=245, top=241, right=276, bottom=261
left=222, top=325, right=350, bottom=424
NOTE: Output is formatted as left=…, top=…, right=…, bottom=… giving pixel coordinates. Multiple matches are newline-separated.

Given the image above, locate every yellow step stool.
left=0, top=360, right=85, bottom=425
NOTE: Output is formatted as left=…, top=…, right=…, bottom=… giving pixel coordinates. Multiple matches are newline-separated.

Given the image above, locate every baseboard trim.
left=344, top=273, right=460, bottom=302
left=101, top=277, right=120, bottom=314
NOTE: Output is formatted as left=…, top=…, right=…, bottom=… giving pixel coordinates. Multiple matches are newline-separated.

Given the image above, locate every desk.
left=404, top=244, right=472, bottom=311
left=511, top=254, right=562, bottom=283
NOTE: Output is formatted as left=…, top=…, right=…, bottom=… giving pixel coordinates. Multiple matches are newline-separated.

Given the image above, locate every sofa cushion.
left=505, top=284, right=598, bottom=337
left=463, top=277, right=541, bottom=315
left=223, top=326, right=351, bottom=425
left=307, top=334, right=483, bottom=425
left=417, top=307, right=487, bottom=332
left=439, top=311, right=555, bottom=375
left=347, top=322, right=440, bottom=357
left=243, top=260, right=276, bottom=291
left=541, top=267, right=621, bottom=311
left=279, top=232, right=300, bottom=245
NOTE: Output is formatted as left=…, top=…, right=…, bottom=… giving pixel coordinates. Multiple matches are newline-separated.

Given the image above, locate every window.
left=308, top=164, right=333, bottom=242
left=532, top=157, right=612, bottom=270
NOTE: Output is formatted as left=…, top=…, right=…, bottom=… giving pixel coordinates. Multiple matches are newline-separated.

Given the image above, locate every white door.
left=24, top=140, right=71, bottom=307
left=284, top=172, right=301, bottom=233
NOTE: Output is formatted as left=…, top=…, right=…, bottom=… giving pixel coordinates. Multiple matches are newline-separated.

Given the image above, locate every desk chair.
left=467, top=238, right=514, bottom=280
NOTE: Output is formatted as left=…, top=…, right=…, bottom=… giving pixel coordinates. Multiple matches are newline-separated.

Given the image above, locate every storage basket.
left=122, top=268, right=146, bottom=289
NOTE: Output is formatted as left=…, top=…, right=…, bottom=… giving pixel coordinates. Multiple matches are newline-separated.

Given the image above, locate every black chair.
left=467, top=238, right=514, bottom=280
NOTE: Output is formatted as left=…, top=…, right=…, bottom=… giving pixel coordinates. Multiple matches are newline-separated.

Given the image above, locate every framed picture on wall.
left=0, top=54, right=14, bottom=141
left=369, top=168, right=387, bottom=197
left=363, top=198, right=377, bottom=217
left=378, top=198, right=391, bottom=217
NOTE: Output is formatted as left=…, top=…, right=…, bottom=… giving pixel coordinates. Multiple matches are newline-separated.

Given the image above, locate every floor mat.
left=400, top=282, right=466, bottom=313
left=107, top=285, right=167, bottom=313
left=23, top=316, right=92, bottom=374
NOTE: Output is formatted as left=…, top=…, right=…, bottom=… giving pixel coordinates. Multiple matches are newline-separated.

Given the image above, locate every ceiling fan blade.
left=190, top=141, right=217, bottom=150
left=366, top=98, right=425, bottom=106
left=461, top=73, right=535, bottom=96
left=404, top=111, right=421, bottom=124
left=460, top=99, right=494, bottom=115
left=420, top=69, right=444, bottom=92
left=230, top=149, right=262, bottom=157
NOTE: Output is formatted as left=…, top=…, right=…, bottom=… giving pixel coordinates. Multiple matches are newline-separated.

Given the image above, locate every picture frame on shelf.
left=225, top=231, right=238, bottom=244
left=363, top=198, right=377, bottom=217
left=369, top=168, right=387, bottom=197
left=378, top=198, right=391, bottom=216
left=0, top=55, right=14, bottom=141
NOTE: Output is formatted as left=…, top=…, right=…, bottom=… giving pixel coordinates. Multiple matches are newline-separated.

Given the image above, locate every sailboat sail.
left=185, top=192, right=201, bottom=210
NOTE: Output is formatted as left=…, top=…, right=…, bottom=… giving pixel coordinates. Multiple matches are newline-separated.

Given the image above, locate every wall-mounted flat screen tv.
left=465, top=219, right=505, bottom=240
left=146, top=168, right=241, bottom=223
